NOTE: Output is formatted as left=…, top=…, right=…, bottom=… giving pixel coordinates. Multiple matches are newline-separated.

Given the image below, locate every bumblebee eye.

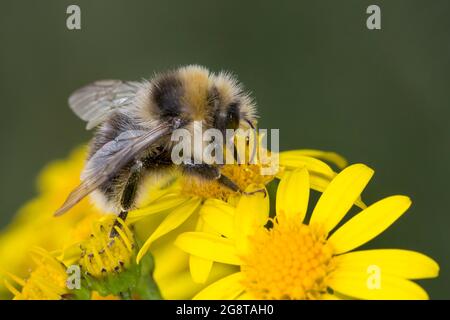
left=226, top=102, right=240, bottom=129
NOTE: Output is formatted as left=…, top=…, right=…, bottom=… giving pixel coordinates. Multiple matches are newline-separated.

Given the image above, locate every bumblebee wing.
left=69, top=80, right=142, bottom=130
left=52, top=176, right=103, bottom=217
left=54, top=123, right=172, bottom=216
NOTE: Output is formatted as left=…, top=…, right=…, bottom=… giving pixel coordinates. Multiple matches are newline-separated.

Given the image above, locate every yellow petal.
left=310, top=164, right=374, bottom=233
left=276, top=167, right=309, bottom=222
left=277, top=152, right=366, bottom=210
left=329, top=196, right=411, bottom=253
left=235, top=184, right=269, bottom=255
left=156, top=270, right=206, bottom=300
left=200, top=199, right=235, bottom=239
left=189, top=218, right=213, bottom=284
left=281, top=149, right=348, bottom=169
left=136, top=198, right=201, bottom=263
left=153, top=241, right=190, bottom=281
left=193, top=272, right=245, bottom=300
left=153, top=239, right=237, bottom=299
left=333, top=249, right=439, bottom=280
left=279, top=153, right=335, bottom=176
left=308, top=172, right=367, bottom=210
left=128, top=194, right=191, bottom=223
left=328, top=270, right=429, bottom=300
left=175, top=232, right=241, bottom=265
left=190, top=255, right=214, bottom=284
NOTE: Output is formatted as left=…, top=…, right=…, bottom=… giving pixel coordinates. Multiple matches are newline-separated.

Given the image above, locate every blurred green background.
left=0, top=0, right=448, bottom=298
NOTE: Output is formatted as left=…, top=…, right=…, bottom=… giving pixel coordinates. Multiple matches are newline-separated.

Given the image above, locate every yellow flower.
left=3, top=247, right=69, bottom=300
left=77, top=215, right=135, bottom=278
left=0, top=145, right=244, bottom=299
left=175, top=164, right=439, bottom=300
left=0, top=142, right=351, bottom=299
left=4, top=245, right=121, bottom=300
left=65, top=214, right=161, bottom=300
left=0, top=147, right=102, bottom=297
left=140, top=217, right=239, bottom=299
left=132, top=148, right=348, bottom=264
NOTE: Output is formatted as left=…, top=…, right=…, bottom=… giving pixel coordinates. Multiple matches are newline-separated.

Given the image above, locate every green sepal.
left=82, top=256, right=141, bottom=297
left=71, top=244, right=162, bottom=299
left=69, top=284, right=91, bottom=300
left=133, top=248, right=162, bottom=300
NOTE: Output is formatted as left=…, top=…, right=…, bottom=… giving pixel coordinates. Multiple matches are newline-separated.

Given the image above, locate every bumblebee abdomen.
left=92, top=147, right=174, bottom=213
left=151, top=73, right=184, bottom=120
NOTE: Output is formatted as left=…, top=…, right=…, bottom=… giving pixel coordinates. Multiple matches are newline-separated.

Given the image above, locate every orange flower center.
left=241, top=215, right=334, bottom=299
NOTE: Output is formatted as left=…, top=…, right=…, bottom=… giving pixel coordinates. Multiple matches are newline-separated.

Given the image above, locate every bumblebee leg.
left=182, top=163, right=221, bottom=180
left=218, top=173, right=266, bottom=197
left=110, top=160, right=143, bottom=238
left=216, top=174, right=240, bottom=192
left=182, top=163, right=266, bottom=197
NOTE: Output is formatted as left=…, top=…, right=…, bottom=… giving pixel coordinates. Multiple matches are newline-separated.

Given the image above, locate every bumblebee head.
left=147, top=65, right=257, bottom=132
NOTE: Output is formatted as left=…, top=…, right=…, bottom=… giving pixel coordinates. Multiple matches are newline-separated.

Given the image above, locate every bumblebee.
left=55, top=65, right=258, bottom=234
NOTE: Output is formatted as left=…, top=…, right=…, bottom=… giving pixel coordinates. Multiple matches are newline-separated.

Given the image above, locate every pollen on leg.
left=240, top=214, right=335, bottom=300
